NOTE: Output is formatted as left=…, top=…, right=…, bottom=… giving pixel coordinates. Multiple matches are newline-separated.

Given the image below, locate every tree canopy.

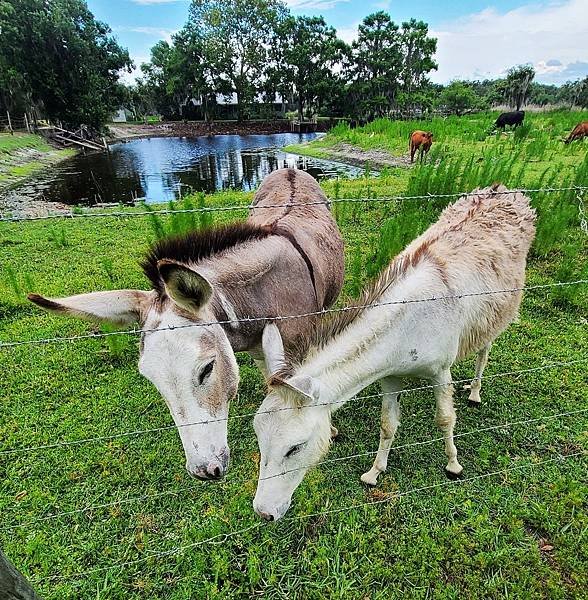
left=0, top=0, right=132, bottom=130
left=138, top=5, right=439, bottom=122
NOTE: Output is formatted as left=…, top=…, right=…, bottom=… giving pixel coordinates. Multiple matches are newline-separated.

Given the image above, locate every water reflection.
left=9, top=133, right=362, bottom=206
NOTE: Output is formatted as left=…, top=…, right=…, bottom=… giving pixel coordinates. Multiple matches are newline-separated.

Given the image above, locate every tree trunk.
left=298, top=96, right=303, bottom=122
left=0, top=549, right=42, bottom=600
left=236, top=90, right=242, bottom=122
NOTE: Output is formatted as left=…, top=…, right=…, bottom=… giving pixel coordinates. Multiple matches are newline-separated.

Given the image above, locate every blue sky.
left=87, top=0, right=588, bottom=85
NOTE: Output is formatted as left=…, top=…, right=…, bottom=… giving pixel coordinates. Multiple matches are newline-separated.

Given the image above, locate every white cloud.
left=131, top=0, right=186, bottom=5
left=431, top=0, right=588, bottom=84
left=119, top=55, right=150, bottom=85
left=285, top=0, right=349, bottom=9
left=114, top=26, right=177, bottom=43
left=336, top=23, right=359, bottom=45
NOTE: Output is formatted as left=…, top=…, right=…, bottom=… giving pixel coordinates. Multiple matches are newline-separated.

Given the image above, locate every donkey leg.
left=361, top=377, right=403, bottom=486
left=468, top=344, right=491, bottom=406
left=433, top=370, right=463, bottom=478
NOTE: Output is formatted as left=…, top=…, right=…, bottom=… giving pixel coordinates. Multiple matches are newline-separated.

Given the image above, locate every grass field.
left=0, top=111, right=587, bottom=598
left=0, top=133, right=75, bottom=188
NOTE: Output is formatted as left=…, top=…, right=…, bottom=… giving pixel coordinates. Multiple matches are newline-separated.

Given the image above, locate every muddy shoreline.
left=107, top=119, right=330, bottom=142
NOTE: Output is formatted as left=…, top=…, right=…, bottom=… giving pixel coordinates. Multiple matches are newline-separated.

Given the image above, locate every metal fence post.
left=0, top=548, right=42, bottom=599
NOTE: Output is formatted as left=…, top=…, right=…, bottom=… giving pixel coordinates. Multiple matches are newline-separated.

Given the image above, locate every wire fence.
left=2, top=279, right=587, bottom=350
left=1, top=185, right=587, bottom=223
left=29, top=449, right=586, bottom=585
left=2, top=402, right=586, bottom=534
left=1, top=356, right=586, bottom=457
left=1, top=182, right=587, bottom=589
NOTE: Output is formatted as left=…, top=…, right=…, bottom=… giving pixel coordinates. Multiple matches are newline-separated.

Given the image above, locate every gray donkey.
left=29, top=168, right=344, bottom=480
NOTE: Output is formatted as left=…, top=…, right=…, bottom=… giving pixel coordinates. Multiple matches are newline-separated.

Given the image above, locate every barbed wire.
left=30, top=449, right=586, bottom=585
left=1, top=356, right=585, bottom=457
left=1, top=185, right=587, bottom=223
left=259, top=406, right=588, bottom=482
left=2, top=279, right=587, bottom=350
left=3, top=404, right=586, bottom=533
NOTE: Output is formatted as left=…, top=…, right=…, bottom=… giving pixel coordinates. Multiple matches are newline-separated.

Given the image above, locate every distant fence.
left=0, top=112, right=33, bottom=134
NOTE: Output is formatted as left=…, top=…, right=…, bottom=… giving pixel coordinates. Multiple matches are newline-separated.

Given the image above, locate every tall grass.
left=143, top=194, right=215, bottom=241
left=346, top=128, right=587, bottom=305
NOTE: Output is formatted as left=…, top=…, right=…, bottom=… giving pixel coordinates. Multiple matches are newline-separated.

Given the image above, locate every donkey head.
left=252, top=324, right=331, bottom=521
left=29, top=259, right=239, bottom=480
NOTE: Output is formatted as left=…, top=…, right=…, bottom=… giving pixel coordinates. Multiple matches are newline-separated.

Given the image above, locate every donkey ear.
left=262, top=323, right=285, bottom=376
left=282, top=375, right=320, bottom=403
left=28, top=290, right=150, bottom=325
left=157, top=260, right=213, bottom=313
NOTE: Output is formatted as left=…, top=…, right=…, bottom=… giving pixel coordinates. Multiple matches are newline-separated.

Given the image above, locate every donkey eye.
left=285, top=443, right=304, bottom=458
left=198, top=360, right=215, bottom=385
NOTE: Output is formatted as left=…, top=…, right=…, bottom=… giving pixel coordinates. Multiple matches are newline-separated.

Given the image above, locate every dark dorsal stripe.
left=269, top=223, right=319, bottom=310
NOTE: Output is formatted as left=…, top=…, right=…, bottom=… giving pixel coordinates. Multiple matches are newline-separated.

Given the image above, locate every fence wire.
left=1, top=356, right=585, bottom=457
left=1, top=185, right=587, bottom=223
left=30, top=449, right=586, bottom=585
left=2, top=279, right=587, bottom=350
left=2, top=404, right=586, bottom=533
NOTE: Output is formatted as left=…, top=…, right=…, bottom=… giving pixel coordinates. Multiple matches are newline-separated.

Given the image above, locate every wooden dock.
left=290, top=119, right=318, bottom=133
left=37, top=124, right=107, bottom=152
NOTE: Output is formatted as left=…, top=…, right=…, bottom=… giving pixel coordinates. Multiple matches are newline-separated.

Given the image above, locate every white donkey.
left=253, top=185, right=536, bottom=520
left=29, top=169, right=344, bottom=481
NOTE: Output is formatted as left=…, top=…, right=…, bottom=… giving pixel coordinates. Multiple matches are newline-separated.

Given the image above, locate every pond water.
left=10, top=133, right=362, bottom=206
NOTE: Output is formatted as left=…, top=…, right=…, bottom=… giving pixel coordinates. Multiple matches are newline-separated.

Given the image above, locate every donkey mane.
left=141, top=222, right=273, bottom=295
left=270, top=250, right=424, bottom=383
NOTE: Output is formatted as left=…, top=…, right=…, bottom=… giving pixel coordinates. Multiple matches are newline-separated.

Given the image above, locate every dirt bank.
left=324, top=143, right=412, bottom=169
left=107, top=120, right=293, bottom=141
left=108, top=119, right=331, bottom=141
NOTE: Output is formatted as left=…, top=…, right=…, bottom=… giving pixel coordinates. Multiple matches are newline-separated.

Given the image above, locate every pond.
left=9, top=133, right=362, bottom=206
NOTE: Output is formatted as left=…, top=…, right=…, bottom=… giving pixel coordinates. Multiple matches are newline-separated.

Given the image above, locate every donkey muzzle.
left=187, top=448, right=230, bottom=480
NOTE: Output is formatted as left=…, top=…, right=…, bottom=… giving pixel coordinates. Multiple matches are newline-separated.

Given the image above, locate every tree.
left=348, top=12, right=402, bottom=120
left=187, top=0, right=288, bottom=120
left=171, top=26, right=231, bottom=122
left=139, top=41, right=179, bottom=119
left=0, top=0, right=132, bottom=129
left=438, top=81, right=480, bottom=115
left=577, top=77, right=588, bottom=108
left=504, top=64, right=535, bottom=110
left=399, top=19, right=438, bottom=97
left=276, top=15, right=346, bottom=121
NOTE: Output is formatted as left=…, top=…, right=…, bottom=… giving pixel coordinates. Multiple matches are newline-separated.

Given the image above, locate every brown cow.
left=564, top=121, right=588, bottom=144
left=409, top=130, right=433, bottom=163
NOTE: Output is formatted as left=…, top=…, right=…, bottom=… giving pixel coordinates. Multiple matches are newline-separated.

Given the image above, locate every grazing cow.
left=29, top=168, right=345, bottom=481
left=252, top=184, right=536, bottom=521
left=409, top=130, right=433, bottom=163
left=494, top=110, right=525, bottom=130
left=564, top=121, right=588, bottom=144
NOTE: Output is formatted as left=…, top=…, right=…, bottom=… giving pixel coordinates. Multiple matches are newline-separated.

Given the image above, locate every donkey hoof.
left=330, top=425, right=339, bottom=440
left=467, top=399, right=482, bottom=408
left=360, top=471, right=379, bottom=486
left=444, top=467, right=463, bottom=480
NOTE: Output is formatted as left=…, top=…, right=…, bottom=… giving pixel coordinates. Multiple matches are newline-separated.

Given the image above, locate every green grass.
left=0, top=133, right=53, bottom=154
left=0, top=111, right=587, bottom=599
left=286, top=109, right=588, bottom=178
left=0, top=132, right=75, bottom=187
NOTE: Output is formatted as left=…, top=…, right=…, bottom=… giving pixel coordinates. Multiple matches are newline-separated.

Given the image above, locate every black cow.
left=494, top=110, right=525, bottom=130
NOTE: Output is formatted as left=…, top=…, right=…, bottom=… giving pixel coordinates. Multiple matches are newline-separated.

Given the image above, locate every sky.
left=87, top=0, right=588, bottom=86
